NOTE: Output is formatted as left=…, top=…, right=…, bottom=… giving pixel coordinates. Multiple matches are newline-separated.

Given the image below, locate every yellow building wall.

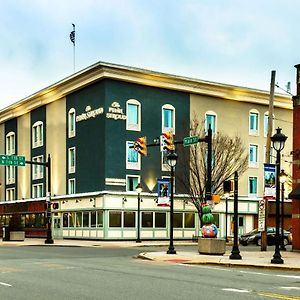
left=17, top=113, right=31, bottom=199
left=0, top=124, right=4, bottom=200
left=46, top=98, right=66, bottom=196
left=190, top=93, right=293, bottom=198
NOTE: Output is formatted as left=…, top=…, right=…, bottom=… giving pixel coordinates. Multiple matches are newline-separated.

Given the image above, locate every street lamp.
left=270, top=128, right=287, bottom=264
left=279, top=169, right=287, bottom=251
left=166, top=150, right=178, bottom=254
left=136, top=183, right=142, bottom=243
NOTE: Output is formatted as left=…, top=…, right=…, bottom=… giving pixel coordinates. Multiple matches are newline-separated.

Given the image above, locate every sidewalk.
left=1, top=238, right=299, bottom=271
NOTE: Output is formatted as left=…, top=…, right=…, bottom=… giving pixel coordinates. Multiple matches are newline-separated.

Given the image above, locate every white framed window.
left=126, top=175, right=140, bottom=191
left=6, top=132, right=15, bottom=155
left=68, top=178, right=76, bottom=194
left=32, top=121, right=43, bottom=148
left=6, top=188, right=15, bottom=201
left=264, top=146, right=274, bottom=164
left=162, top=104, right=175, bottom=134
left=126, top=99, right=141, bottom=131
left=264, top=112, right=275, bottom=137
left=6, top=166, right=15, bottom=184
left=126, top=141, right=140, bottom=170
left=32, top=155, right=44, bottom=180
left=68, top=147, right=76, bottom=174
left=161, top=151, right=171, bottom=171
left=32, top=183, right=43, bottom=198
left=205, top=111, right=217, bottom=134
left=68, top=108, right=76, bottom=138
left=249, top=110, right=259, bottom=135
left=248, top=176, right=258, bottom=197
left=249, top=144, right=258, bottom=167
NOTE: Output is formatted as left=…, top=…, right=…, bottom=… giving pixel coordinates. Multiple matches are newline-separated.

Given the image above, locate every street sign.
left=0, top=155, right=26, bottom=167
left=258, top=198, right=266, bottom=231
left=183, top=136, right=199, bottom=147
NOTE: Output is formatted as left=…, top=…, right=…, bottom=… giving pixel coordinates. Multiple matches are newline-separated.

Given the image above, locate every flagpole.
left=72, top=23, right=75, bottom=73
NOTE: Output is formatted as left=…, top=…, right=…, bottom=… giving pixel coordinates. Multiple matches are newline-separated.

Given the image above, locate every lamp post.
left=279, top=169, right=287, bottom=251
left=271, top=128, right=287, bottom=264
left=136, top=183, right=142, bottom=243
left=166, top=150, right=178, bottom=255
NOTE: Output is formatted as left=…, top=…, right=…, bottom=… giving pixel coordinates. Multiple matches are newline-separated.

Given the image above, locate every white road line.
left=0, top=282, right=12, bottom=287
left=276, top=274, right=300, bottom=279
left=239, top=270, right=269, bottom=276
left=280, top=286, right=300, bottom=290
left=222, top=288, right=251, bottom=293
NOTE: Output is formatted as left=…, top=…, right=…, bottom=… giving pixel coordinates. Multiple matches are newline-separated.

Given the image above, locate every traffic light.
left=161, top=132, right=174, bottom=152
left=134, top=136, right=147, bottom=156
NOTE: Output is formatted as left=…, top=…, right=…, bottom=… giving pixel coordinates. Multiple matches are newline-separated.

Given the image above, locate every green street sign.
left=0, top=155, right=26, bottom=167
left=183, top=136, right=199, bottom=147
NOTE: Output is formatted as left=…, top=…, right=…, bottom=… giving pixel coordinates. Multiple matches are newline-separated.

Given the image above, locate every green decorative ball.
left=202, top=206, right=211, bottom=214
left=202, top=213, right=214, bottom=224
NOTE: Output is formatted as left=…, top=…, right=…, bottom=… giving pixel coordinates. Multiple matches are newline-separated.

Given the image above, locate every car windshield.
left=247, top=229, right=258, bottom=235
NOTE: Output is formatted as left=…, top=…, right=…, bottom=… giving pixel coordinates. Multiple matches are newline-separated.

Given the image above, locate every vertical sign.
left=264, top=163, right=276, bottom=198
left=157, top=178, right=170, bottom=206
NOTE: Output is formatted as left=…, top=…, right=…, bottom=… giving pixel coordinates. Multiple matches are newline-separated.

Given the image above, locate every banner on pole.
left=264, top=163, right=276, bottom=198
left=157, top=178, right=170, bottom=206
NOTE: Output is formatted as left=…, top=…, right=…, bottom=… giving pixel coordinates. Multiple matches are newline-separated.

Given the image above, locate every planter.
left=198, top=237, right=226, bottom=255
left=9, top=231, right=25, bottom=241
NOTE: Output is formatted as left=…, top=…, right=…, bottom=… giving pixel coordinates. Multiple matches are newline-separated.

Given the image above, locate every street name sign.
left=183, top=136, right=199, bottom=147
left=0, top=155, right=26, bottom=167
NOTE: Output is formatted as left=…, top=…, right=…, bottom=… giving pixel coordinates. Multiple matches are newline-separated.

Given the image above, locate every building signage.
left=76, top=102, right=126, bottom=122
left=157, top=178, right=170, bottom=206
left=264, top=163, right=276, bottom=198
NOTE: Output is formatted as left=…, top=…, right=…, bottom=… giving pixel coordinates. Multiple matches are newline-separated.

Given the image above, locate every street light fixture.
left=279, top=169, right=287, bottom=251
left=166, top=150, right=178, bottom=254
left=136, top=183, right=142, bottom=243
left=270, top=128, right=287, bottom=264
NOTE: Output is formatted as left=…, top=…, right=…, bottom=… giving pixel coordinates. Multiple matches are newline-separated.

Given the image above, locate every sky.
left=1, top=0, right=299, bottom=110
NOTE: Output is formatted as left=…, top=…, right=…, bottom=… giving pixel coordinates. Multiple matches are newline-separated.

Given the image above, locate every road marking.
left=280, top=287, right=300, bottom=291
left=222, top=288, right=251, bottom=293
left=257, top=292, right=300, bottom=300
left=0, top=281, right=12, bottom=287
left=276, top=274, right=300, bottom=279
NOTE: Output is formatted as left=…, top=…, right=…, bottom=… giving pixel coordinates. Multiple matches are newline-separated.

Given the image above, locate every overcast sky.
left=0, top=0, right=299, bottom=110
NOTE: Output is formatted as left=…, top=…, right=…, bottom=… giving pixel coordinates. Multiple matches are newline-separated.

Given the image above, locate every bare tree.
left=177, top=117, right=248, bottom=218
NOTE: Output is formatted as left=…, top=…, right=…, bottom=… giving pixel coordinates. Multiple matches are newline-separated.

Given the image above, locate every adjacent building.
left=0, top=62, right=292, bottom=240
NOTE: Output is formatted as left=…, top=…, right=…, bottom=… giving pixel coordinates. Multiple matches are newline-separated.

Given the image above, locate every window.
left=264, top=146, right=274, bottom=164
left=68, top=147, right=76, bottom=173
left=161, top=151, right=171, bottom=171
left=155, top=212, right=166, bottom=228
left=249, top=110, right=259, bottom=135
left=126, top=175, right=140, bottom=191
left=68, top=178, right=76, bottom=194
left=6, top=188, right=15, bottom=201
left=83, top=212, right=89, bottom=227
left=184, top=213, right=195, bottom=228
left=124, top=212, right=135, bottom=228
left=264, top=112, right=275, bottom=137
left=249, top=144, right=258, bottom=167
left=68, top=108, right=76, bottom=138
left=32, top=121, right=43, bottom=148
left=32, top=183, right=43, bottom=198
left=32, top=155, right=44, bottom=180
left=205, top=111, right=217, bottom=134
left=126, top=142, right=140, bottom=170
left=142, top=212, right=153, bottom=227
left=249, top=177, right=258, bottom=196
left=109, top=211, right=121, bottom=227
left=6, top=132, right=15, bottom=154
left=6, top=166, right=15, bottom=184
left=162, top=104, right=175, bottom=133
left=126, top=99, right=141, bottom=131
left=174, top=213, right=183, bottom=228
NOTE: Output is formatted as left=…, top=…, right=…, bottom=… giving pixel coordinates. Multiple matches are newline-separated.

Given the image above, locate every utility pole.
left=261, top=70, right=276, bottom=251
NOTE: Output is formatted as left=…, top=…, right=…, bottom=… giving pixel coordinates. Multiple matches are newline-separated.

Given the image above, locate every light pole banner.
left=157, top=178, right=170, bottom=206
left=264, top=163, right=276, bottom=198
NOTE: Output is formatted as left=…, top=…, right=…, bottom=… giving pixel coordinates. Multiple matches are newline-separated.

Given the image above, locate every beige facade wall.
left=0, top=124, right=4, bottom=200
left=190, top=93, right=293, bottom=198
left=46, top=97, right=66, bottom=196
left=17, top=113, right=31, bottom=199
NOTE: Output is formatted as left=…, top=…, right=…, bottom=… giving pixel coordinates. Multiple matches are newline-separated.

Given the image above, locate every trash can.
left=2, top=225, right=10, bottom=241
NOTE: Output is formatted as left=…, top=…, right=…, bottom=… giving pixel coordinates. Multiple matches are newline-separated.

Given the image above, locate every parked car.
left=239, top=227, right=292, bottom=246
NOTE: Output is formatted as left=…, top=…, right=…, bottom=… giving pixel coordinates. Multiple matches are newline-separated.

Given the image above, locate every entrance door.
left=52, top=213, right=63, bottom=239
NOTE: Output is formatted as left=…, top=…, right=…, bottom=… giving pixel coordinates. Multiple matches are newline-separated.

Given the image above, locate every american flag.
left=70, top=30, right=75, bottom=44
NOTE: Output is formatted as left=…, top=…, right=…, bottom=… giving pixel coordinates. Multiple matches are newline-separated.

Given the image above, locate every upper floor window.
left=32, top=183, right=43, bottom=198
left=68, top=178, right=76, bottom=194
left=6, top=166, right=15, bottom=184
left=205, top=111, right=217, bottom=134
left=264, top=112, right=275, bottom=137
left=126, top=175, right=140, bottom=192
left=68, top=108, right=76, bottom=138
left=126, top=99, right=141, bottom=131
left=32, top=155, right=44, bottom=180
left=162, top=104, right=175, bottom=133
left=68, top=147, right=76, bottom=174
left=264, top=145, right=274, bottom=164
left=249, top=176, right=258, bottom=197
left=249, top=144, right=258, bottom=167
left=126, top=141, right=140, bottom=170
left=249, top=110, right=259, bottom=135
left=32, top=121, right=43, bottom=148
left=6, top=132, right=15, bottom=155
left=6, top=188, right=15, bottom=201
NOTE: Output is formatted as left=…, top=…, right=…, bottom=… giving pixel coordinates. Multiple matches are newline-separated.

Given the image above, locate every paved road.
left=0, top=245, right=299, bottom=300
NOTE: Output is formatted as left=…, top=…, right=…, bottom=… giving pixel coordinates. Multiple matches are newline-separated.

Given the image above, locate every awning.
left=289, top=184, right=300, bottom=199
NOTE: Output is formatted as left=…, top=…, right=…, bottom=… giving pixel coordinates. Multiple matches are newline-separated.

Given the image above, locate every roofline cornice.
left=0, top=61, right=292, bottom=123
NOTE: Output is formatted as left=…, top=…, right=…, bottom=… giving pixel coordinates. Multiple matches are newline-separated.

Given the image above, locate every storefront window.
left=155, top=212, right=166, bottom=228
left=184, top=213, right=195, bottom=228
left=63, top=213, right=68, bottom=227
left=142, top=212, right=153, bottom=227
left=69, top=212, right=75, bottom=227
left=97, top=211, right=103, bottom=227
left=124, top=212, right=135, bottom=228
left=91, top=211, right=96, bottom=227
left=174, top=213, right=183, bottom=228
left=76, top=212, right=82, bottom=227
left=109, top=211, right=121, bottom=227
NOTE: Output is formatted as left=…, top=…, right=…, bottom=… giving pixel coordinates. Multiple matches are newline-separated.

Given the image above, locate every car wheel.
left=256, top=238, right=261, bottom=246
left=240, top=241, right=248, bottom=246
left=284, top=238, right=289, bottom=246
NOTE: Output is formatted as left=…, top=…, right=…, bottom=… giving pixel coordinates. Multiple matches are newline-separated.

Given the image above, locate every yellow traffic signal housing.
left=162, top=132, right=175, bottom=151
left=135, top=136, right=147, bottom=156
left=212, top=194, right=220, bottom=204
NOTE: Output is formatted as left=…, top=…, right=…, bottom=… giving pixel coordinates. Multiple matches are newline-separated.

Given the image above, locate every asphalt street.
left=0, top=245, right=299, bottom=300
